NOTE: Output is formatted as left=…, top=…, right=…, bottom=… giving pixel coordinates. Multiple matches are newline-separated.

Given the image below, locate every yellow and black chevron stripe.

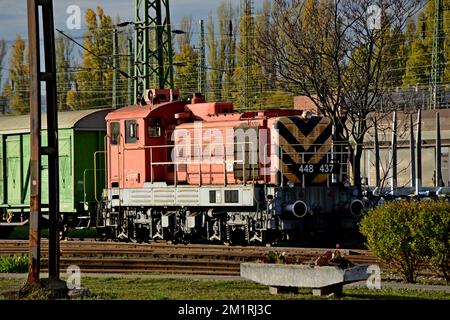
left=273, top=116, right=332, bottom=186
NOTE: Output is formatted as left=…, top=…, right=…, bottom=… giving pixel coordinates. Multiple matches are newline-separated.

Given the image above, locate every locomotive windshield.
left=125, top=120, right=138, bottom=144
left=148, top=118, right=161, bottom=138
left=110, top=122, right=119, bottom=145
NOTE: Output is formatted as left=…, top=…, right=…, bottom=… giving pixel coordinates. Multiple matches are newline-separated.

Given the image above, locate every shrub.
left=360, top=199, right=450, bottom=283
left=416, top=201, right=450, bottom=282
left=0, top=255, right=29, bottom=273
left=359, top=200, right=425, bottom=283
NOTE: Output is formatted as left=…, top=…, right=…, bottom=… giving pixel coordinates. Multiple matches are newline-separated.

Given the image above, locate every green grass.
left=0, top=256, right=28, bottom=273
left=0, top=277, right=448, bottom=300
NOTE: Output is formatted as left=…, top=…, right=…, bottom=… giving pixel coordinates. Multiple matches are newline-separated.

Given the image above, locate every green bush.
left=417, top=201, right=450, bottom=282
left=0, top=255, right=29, bottom=273
left=360, top=199, right=450, bottom=283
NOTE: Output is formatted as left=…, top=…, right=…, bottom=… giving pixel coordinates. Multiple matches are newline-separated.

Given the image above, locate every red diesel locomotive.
left=96, top=89, right=363, bottom=244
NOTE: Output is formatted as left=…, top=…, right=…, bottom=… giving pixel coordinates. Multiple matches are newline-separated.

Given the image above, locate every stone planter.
left=240, top=263, right=370, bottom=296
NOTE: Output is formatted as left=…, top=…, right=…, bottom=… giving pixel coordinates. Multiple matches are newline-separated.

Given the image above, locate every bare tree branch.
left=255, top=0, right=424, bottom=188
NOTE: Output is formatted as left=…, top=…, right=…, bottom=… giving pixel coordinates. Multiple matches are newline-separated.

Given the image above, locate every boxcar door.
left=59, top=134, right=72, bottom=212
left=6, top=136, right=21, bottom=205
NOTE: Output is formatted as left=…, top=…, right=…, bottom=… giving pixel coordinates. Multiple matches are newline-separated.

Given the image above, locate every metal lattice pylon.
left=134, top=0, right=174, bottom=103
left=197, top=19, right=206, bottom=94
left=430, top=0, right=444, bottom=109
left=243, top=0, right=254, bottom=110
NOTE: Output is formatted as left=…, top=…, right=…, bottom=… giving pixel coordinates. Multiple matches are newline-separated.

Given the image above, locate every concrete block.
left=241, top=263, right=370, bottom=296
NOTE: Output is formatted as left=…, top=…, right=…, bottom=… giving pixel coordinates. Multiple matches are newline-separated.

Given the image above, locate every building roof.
left=0, top=109, right=110, bottom=134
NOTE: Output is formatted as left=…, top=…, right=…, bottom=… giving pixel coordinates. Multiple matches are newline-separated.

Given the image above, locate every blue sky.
left=0, top=0, right=265, bottom=42
left=0, top=0, right=265, bottom=87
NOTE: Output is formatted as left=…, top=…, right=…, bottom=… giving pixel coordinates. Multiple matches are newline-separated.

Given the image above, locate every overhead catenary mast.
left=134, top=0, right=175, bottom=104
left=198, top=19, right=206, bottom=94
left=243, top=0, right=254, bottom=110
left=430, top=0, right=444, bottom=110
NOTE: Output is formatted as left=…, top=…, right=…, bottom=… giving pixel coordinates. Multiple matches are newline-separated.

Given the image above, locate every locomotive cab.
left=105, top=89, right=186, bottom=188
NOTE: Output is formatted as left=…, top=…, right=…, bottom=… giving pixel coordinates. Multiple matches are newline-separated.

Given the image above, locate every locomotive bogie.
left=96, top=181, right=362, bottom=244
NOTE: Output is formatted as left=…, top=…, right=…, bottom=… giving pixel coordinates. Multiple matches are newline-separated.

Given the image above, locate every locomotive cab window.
left=110, top=122, right=120, bottom=145
left=125, top=120, right=138, bottom=144
left=148, top=118, right=161, bottom=138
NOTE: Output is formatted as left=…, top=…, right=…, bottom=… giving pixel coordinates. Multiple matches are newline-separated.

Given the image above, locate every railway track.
left=0, top=240, right=381, bottom=276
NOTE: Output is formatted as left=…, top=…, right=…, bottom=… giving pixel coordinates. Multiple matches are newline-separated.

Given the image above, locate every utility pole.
left=374, top=118, right=381, bottom=188
left=128, top=37, right=133, bottom=105
left=430, top=0, right=444, bottom=110
left=27, top=0, right=60, bottom=285
left=134, top=0, right=175, bottom=103
left=391, top=112, right=397, bottom=195
left=112, top=28, right=119, bottom=109
left=197, top=19, right=206, bottom=94
left=243, top=0, right=254, bottom=110
left=416, top=109, right=422, bottom=195
left=410, top=113, right=416, bottom=189
left=436, top=112, right=443, bottom=187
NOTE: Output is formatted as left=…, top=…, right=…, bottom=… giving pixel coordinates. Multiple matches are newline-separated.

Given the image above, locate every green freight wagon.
left=0, top=109, right=109, bottom=231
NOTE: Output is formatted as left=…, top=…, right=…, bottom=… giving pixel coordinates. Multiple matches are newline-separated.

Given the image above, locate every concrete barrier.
left=240, top=263, right=370, bottom=296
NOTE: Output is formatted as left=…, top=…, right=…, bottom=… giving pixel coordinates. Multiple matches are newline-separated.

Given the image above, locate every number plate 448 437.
left=297, top=164, right=339, bottom=174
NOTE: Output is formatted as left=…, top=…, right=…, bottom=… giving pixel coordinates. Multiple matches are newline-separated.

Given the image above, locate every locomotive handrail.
left=94, top=150, right=106, bottom=203
left=83, top=168, right=105, bottom=208
left=262, top=142, right=352, bottom=187
left=104, top=134, right=108, bottom=187
left=281, top=142, right=351, bottom=187
left=110, top=135, right=350, bottom=188
left=122, top=141, right=255, bottom=186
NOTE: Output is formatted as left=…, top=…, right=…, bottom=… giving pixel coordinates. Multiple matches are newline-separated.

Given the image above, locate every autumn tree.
left=220, top=1, right=238, bottom=102
left=172, top=15, right=198, bottom=100
left=114, top=16, right=133, bottom=107
left=72, top=6, right=114, bottom=109
left=3, top=35, right=29, bottom=114
left=176, top=15, right=193, bottom=53
left=120, top=27, right=134, bottom=106
left=56, top=34, right=74, bottom=110
left=0, top=39, right=7, bottom=114
left=233, top=0, right=263, bottom=109
left=174, top=43, right=198, bottom=100
left=383, top=26, right=408, bottom=88
left=255, top=0, right=275, bottom=91
left=403, top=12, right=432, bottom=88
left=256, top=0, right=422, bottom=188
left=207, top=11, right=222, bottom=101
left=0, top=39, right=7, bottom=93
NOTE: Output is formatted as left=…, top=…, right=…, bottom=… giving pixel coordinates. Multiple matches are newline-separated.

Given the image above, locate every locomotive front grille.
left=273, top=116, right=333, bottom=186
